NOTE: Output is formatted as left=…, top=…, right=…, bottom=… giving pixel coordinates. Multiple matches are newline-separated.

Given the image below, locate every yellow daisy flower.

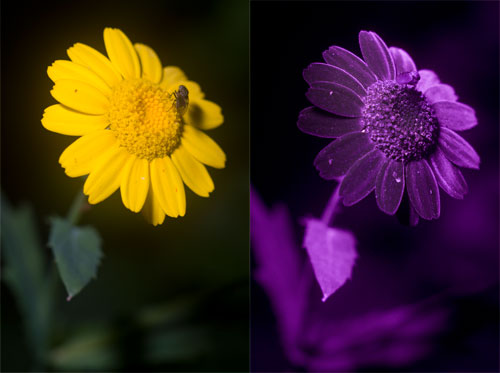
left=42, top=28, right=226, bottom=226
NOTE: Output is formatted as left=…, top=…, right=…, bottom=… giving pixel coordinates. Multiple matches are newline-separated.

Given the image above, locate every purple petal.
left=438, top=127, right=480, bottom=169
left=322, top=46, right=377, bottom=88
left=314, top=132, right=374, bottom=179
left=425, top=85, right=458, bottom=104
left=409, top=204, right=420, bottom=226
left=302, top=218, right=357, bottom=302
left=432, top=101, right=477, bottom=130
left=416, top=69, right=440, bottom=92
left=389, top=47, right=417, bottom=74
left=297, top=106, right=362, bottom=138
left=395, top=192, right=420, bottom=226
left=306, top=82, right=364, bottom=117
left=406, top=160, right=440, bottom=220
left=358, top=31, right=396, bottom=81
left=429, top=147, right=468, bottom=199
left=340, top=149, right=386, bottom=206
left=303, top=63, right=367, bottom=97
left=375, top=159, right=405, bottom=215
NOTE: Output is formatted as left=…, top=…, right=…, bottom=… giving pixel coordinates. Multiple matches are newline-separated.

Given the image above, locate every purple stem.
left=321, top=180, right=342, bottom=226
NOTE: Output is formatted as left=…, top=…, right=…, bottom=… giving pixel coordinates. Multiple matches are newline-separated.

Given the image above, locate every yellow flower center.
left=107, top=79, right=183, bottom=161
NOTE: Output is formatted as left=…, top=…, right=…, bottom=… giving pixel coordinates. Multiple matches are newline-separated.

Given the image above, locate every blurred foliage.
left=49, top=325, right=119, bottom=371
left=2, top=192, right=248, bottom=371
left=46, top=285, right=247, bottom=371
left=1, top=194, right=56, bottom=369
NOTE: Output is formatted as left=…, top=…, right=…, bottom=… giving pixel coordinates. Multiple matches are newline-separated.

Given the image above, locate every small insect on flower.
left=298, top=31, right=480, bottom=224
left=41, top=28, right=226, bottom=225
left=174, top=85, right=189, bottom=116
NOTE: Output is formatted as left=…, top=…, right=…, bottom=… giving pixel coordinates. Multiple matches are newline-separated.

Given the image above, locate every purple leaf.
left=297, top=106, right=362, bottom=138
left=250, top=188, right=307, bottom=359
left=322, top=46, right=377, bottom=88
left=306, top=81, right=364, bottom=117
left=302, top=218, right=357, bottom=302
left=303, top=63, right=367, bottom=97
left=306, top=301, right=449, bottom=372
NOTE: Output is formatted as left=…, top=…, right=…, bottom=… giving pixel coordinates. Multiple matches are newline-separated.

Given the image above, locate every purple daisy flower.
left=298, top=31, right=480, bottom=221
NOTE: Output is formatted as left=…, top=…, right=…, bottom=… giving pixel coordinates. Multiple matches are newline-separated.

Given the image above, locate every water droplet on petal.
left=328, top=159, right=333, bottom=165
left=329, top=91, right=333, bottom=96
left=391, top=171, right=401, bottom=183
left=429, top=189, right=433, bottom=195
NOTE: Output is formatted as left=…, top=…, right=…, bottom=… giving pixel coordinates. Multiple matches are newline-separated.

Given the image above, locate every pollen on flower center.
left=107, top=79, right=183, bottom=161
left=361, top=80, right=439, bottom=162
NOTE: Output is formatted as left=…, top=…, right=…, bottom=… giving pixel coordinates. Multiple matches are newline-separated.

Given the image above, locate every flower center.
left=107, top=79, right=183, bottom=161
left=361, top=80, right=439, bottom=162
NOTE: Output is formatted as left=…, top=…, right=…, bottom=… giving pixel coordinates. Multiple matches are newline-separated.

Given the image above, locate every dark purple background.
left=251, top=1, right=499, bottom=372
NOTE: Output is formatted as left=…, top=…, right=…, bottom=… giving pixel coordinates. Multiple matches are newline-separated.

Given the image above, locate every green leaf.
left=1, top=194, right=55, bottom=366
left=48, top=217, right=102, bottom=299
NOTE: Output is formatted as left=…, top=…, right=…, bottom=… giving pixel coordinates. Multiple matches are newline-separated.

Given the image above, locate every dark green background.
left=1, top=0, right=249, bottom=371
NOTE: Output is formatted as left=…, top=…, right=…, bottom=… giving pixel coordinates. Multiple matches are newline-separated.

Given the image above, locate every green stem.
left=66, top=189, right=87, bottom=225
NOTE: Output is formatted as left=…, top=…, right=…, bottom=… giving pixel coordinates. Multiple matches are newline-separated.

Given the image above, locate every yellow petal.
left=135, top=43, right=162, bottom=84
left=142, top=187, right=166, bottom=226
left=159, top=66, right=187, bottom=89
left=42, top=104, right=108, bottom=136
left=59, top=130, right=116, bottom=177
left=164, top=80, right=204, bottom=99
left=120, top=156, right=150, bottom=212
left=185, top=98, right=224, bottom=130
left=150, top=157, right=186, bottom=218
left=103, top=28, right=140, bottom=79
left=182, top=125, right=226, bottom=169
left=67, top=43, right=122, bottom=87
left=47, top=60, right=112, bottom=96
left=51, top=79, right=109, bottom=115
left=171, top=145, right=214, bottom=197
left=84, top=145, right=130, bottom=204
